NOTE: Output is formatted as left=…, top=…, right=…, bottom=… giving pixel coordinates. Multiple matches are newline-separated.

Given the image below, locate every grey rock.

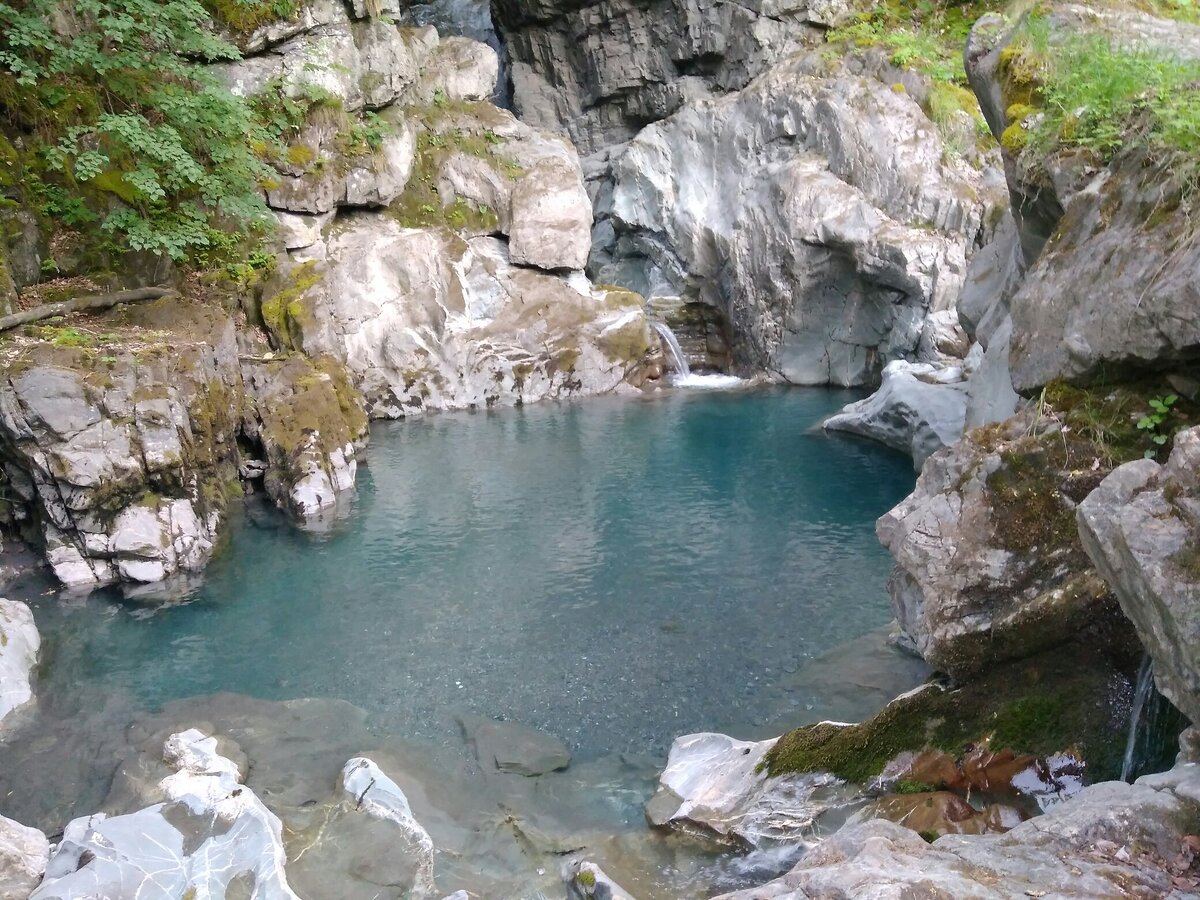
left=648, top=732, right=851, bottom=847
left=0, top=813, right=49, bottom=900
left=507, top=156, right=593, bottom=270
left=463, top=717, right=571, bottom=776
left=823, top=361, right=968, bottom=470
left=399, top=35, right=499, bottom=105
left=278, top=219, right=658, bottom=417
left=964, top=8, right=1200, bottom=392
left=602, top=59, right=1003, bottom=386
left=494, top=0, right=848, bottom=154
left=964, top=317, right=1020, bottom=431
left=241, top=356, right=368, bottom=521
left=1078, top=427, right=1200, bottom=724
left=31, top=729, right=301, bottom=900
left=0, top=599, right=38, bottom=733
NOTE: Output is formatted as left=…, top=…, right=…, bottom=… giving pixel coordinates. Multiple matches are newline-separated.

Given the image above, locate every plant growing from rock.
left=1138, top=394, right=1179, bottom=457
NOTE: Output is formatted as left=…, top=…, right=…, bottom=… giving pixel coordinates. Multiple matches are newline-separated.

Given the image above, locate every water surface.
left=27, top=387, right=916, bottom=758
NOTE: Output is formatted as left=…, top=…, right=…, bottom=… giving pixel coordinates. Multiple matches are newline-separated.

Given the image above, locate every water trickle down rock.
left=1079, top=427, right=1200, bottom=727
left=31, top=729, right=302, bottom=900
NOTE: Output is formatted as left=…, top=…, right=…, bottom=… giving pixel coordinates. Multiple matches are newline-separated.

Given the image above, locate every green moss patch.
left=764, top=647, right=1135, bottom=784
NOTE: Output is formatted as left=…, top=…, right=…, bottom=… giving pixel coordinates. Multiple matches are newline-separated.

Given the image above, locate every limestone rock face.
left=0, top=304, right=242, bottom=588
left=0, top=598, right=38, bottom=732
left=0, top=301, right=369, bottom=588
left=0, top=812, right=49, bottom=900
left=30, top=729, right=301, bottom=900
left=646, top=732, right=850, bottom=847
left=1079, top=428, right=1200, bottom=725
left=275, top=218, right=657, bottom=417
left=876, top=414, right=1125, bottom=679
left=494, top=0, right=850, bottom=154
left=599, top=60, right=1003, bottom=386
left=823, top=360, right=969, bottom=470
left=964, top=8, right=1200, bottom=393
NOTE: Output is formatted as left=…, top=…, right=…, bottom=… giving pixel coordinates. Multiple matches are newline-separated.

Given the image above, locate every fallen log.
left=0, top=287, right=177, bottom=334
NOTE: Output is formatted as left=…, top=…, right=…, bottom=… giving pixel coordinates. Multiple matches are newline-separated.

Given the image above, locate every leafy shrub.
left=0, top=0, right=275, bottom=260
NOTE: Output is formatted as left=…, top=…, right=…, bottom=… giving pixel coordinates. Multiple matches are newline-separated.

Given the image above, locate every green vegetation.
left=1004, top=15, right=1200, bottom=186
left=0, top=0, right=277, bottom=261
left=577, top=869, right=597, bottom=889
left=203, top=0, right=305, bottom=35
left=389, top=121, right=519, bottom=232
left=826, top=2, right=1000, bottom=85
left=1137, top=394, right=1179, bottom=457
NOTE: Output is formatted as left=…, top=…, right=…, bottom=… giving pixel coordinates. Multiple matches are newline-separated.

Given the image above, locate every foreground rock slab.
left=647, top=732, right=848, bottom=847
left=31, top=729, right=300, bottom=899
left=715, top=761, right=1200, bottom=899
left=0, top=813, right=49, bottom=900
left=0, top=598, right=38, bottom=731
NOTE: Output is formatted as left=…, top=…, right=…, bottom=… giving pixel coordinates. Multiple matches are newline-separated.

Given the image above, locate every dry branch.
left=0, top=287, right=177, bottom=334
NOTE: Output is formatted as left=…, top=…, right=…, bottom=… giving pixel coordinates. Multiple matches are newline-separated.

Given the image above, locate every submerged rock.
left=462, top=716, right=572, bottom=776
left=0, top=812, right=49, bottom=899
left=647, top=732, right=849, bottom=847
left=1079, top=427, right=1200, bottom=725
left=0, top=598, right=38, bottom=731
left=31, top=729, right=301, bottom=899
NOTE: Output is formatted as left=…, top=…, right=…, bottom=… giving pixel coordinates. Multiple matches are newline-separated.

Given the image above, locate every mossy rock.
left=764, top=646, right=1137, bottom=784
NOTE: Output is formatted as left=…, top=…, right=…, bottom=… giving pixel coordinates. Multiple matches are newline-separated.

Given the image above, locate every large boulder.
left=0, top=302, right=243, bottom=588
left=1079, top=427, right=1200, bottom=725
left=963, top=8, right=1200, bottom=392
left=241, top=355, right=369, bottom=521
left=0, top=598, right=38, bottom=731
left=876, top=411, right=1131, bottom=679
left=823, top=360, right=969, bottom=470
left=271, top=219, right=657, bottom=417
left=600, top=58, right=1003, bottom=386
left=31, top=729, right=301, bottom=899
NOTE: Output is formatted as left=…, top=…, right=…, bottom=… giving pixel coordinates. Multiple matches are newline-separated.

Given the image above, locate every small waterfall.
left=1121, top=657, right=1156, bottom=782
left=651, top=321, right=691, bottom=377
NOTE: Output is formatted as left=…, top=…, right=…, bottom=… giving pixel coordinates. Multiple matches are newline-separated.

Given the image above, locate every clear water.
left=23, top=387, right=916, bottom=759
